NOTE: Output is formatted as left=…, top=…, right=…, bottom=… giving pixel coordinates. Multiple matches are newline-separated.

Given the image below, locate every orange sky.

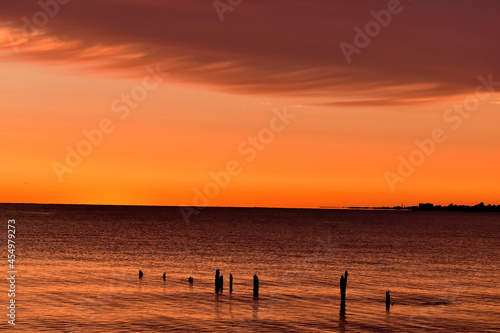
left=1, top=1, right=499, bottom=208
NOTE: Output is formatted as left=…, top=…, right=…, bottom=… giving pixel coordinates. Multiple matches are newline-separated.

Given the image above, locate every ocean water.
left=1, top=204, right=499, bottom=332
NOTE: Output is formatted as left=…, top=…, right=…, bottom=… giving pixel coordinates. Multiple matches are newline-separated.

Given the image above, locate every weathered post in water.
left=230, top=274, right=233, bottom=293
left=215, top=269, right=221, bottom=293
left=253, top=274, right=259, bottom=298
left=163, top=272, right=166, bottom=281
left=340, top=270, right=348, bottom=314
left=188, top=276, right=194, bottom=284
left=139, top=270, right=144, bottom=278
left=220, top=275, right=224, bottom=292
left=386, top=290, right=391, bottom=311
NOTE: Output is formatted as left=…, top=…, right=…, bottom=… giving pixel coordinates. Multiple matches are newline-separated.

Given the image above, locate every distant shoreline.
left=1, top=202, right=499, bottom=212
left=350, top=202, right=500, bottom=212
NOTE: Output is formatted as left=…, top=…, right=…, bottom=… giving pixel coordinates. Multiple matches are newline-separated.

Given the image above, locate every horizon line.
left=1, top=201, right=497, bottom=210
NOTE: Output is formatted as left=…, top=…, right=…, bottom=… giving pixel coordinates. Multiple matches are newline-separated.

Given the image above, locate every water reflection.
left=13, top=205, right=500, bottom=332
left=252, top=298, right=259, bottom=321
left=228, top=294, right=234, bottom=319
left=338, top=312, right=347, bottom=333
left=215, top=293, right=222, bottom=320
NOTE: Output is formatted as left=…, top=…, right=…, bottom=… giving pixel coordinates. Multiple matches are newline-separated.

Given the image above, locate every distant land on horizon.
left=365, top=202, right=500, bottom=212
left=1, top=202, right=500, bottom=212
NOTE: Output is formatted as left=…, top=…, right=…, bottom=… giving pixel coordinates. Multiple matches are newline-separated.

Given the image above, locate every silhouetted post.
left=340, top=270, right=348, bottom=314
left=215, top=269, right=221, bottom=293
left=386, top=291, right=391, bottom=311
left=230, top=274, right=233, bottom=293
left=139, top=270, right=143, bottom=278
left=253, top=274, right=259, bottom=298
left=220, top=275, right=224, bottom=292
left=188, top=276, right=193, bottom=284
left=163, top=272, right=166, bottom=281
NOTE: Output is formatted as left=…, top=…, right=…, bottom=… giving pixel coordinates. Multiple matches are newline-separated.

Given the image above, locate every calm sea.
left=1, top=204, right=499, bottom=332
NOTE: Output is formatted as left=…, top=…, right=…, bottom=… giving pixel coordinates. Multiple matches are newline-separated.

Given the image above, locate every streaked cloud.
left=1, top=0, right=499, bottom=105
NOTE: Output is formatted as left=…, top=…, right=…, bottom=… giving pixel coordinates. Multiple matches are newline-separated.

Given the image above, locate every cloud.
left=1, top=0, right=499, bottom=105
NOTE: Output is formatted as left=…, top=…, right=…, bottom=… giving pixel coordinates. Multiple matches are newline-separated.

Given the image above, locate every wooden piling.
left=188, top=276, right=193, bottom=284
left=230, top=274, right=233, bottom=293
left=253, top=274, right=259, bottom=298
left=221, top=275, right=224, bottom=292
left=162, top=272, right=166, bottom=280
left=340, top=270, right=348, bottom=314
left=386, top=291, right=390, bottom=311
left=139, top=270, right=143, bottom=278
left=215, top=269, right=221, bottom=293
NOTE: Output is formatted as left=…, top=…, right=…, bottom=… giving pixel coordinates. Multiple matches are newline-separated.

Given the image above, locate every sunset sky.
left=1, top=0, right=499, bottom=208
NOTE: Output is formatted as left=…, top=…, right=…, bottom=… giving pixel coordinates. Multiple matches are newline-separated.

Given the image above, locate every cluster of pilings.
left=215, top=269, right=259, bottom=297
left=338, top=270, right=392, bottom=315
left=139, top=269, right=259, bottom=297
left=215, top=269, right=223, bottom=293
left=139, top=269, right=394, bottom=311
